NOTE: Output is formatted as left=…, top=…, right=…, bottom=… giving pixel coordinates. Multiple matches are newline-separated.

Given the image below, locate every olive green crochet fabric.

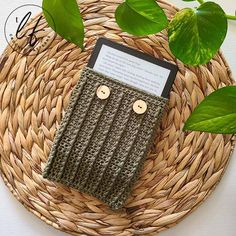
left=43, top=67, right=168, bottom=209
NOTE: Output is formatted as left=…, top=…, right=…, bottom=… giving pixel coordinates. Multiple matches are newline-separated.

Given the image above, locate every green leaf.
left=184, top=86, right=236, bottom=134
left=168, top=2, right=227, bottom=66
left=115, top=0, right=168, bottom=36
left=43, top=0, right=84, bottom=48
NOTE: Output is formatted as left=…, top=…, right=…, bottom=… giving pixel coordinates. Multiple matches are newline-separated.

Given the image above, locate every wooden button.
left=96, top=85, right=110, bottom=100
left=133, top=100, right=147, bottom=114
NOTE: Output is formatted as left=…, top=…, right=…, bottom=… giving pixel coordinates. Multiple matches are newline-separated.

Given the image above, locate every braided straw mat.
left=0, top=0, right=235, bottom=235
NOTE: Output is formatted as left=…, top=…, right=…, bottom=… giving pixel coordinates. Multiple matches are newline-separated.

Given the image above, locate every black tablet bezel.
left=88, top=37, right=178, bottom=98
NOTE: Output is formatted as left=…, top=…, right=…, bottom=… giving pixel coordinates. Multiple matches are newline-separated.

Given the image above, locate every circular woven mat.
left=0, top=0, right=235, bottom=235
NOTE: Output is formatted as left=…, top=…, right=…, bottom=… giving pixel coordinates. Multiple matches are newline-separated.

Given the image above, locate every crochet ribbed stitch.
left=43, top=67, right=168, bottom=209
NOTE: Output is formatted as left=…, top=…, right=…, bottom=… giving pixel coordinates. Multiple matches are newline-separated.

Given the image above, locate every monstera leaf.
left=184, top=86, right=236, bottom=134
left=115, top=0, right=168, bottom=36
left=43, top=0, right=84, bottom=48
left=168, top=2, right=227, bottom=65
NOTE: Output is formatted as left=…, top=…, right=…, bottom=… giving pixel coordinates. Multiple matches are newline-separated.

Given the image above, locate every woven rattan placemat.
left=0, top=0, right=235, bottom=235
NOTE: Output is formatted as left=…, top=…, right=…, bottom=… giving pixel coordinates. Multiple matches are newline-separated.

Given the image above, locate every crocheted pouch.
left=43, top=66, right=168, bottom=209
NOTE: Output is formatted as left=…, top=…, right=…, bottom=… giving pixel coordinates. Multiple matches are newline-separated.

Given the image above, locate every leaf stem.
left=196, top=0, right=204, bottom=5
left=226, top=14, right=236, bottom=20
left=196, top=0, right=236, bottom=21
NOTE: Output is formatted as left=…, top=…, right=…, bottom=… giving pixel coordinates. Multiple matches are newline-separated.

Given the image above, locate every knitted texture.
left=43, top=67, right=168, bottom=209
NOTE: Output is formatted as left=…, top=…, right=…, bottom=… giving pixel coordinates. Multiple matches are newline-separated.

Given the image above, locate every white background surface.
left=0, top=0, right=235, bottom=235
